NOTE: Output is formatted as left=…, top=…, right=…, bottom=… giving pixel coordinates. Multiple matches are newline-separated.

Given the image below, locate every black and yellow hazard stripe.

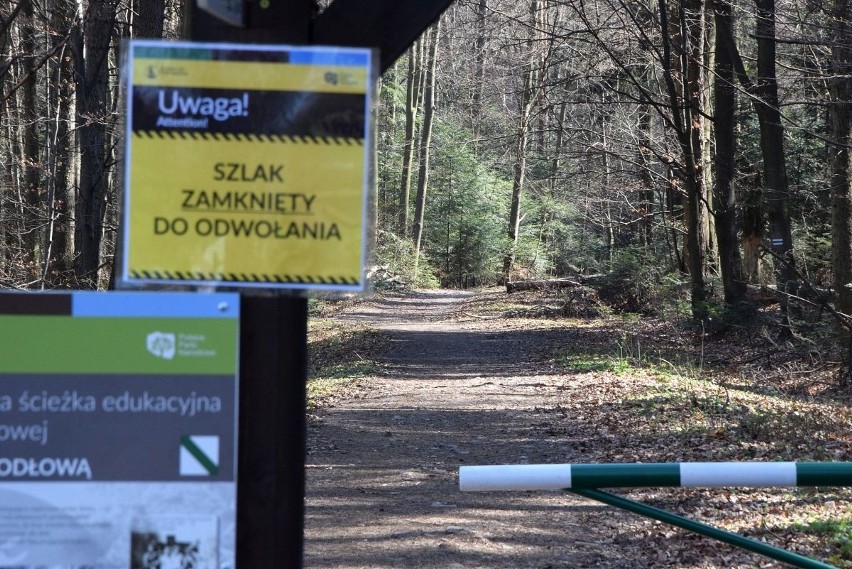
left=132, top=131, right=363, bottom=145
left=129, top=270, right=360, bottom=286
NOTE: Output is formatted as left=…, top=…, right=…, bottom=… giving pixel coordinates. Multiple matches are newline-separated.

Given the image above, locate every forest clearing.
left=306, top=288, right=852, bottom=568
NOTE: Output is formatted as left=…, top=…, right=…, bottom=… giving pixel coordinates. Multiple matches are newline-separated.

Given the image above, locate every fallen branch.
left=461, top=312, right=501, bottom=320
left=506, top=277, right=586, bottom=293
left=743, top=283, right=835, bottom=305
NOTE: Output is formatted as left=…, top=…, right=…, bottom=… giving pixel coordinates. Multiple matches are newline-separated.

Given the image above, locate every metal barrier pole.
left=570, top=488, right=837, bottom=569
left=460, top=462, right=852, bottom=491
left=460, top=462, right=852, bottom=567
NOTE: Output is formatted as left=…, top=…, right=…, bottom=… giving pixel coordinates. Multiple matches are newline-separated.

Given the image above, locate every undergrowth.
left=792, top=518, right=852, bottom=566
left=549, top=341, right=851, bottom=565
left=307, top=318, right=388, bottom=410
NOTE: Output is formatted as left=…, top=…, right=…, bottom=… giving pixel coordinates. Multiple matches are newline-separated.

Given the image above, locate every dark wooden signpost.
left=185, top=1, right=454, bottom=567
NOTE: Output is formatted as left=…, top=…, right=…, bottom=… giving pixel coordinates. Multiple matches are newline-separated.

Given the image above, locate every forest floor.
left=305, top=287, right=852, bottom=568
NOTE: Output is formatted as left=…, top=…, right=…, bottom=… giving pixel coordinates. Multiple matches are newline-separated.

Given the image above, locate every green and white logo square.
left=179, top=435, right=219, bottom=476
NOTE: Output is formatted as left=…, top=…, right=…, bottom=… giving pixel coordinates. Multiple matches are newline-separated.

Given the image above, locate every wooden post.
left=187, top=2, right=313, bottom=568
left=184, top=2, right=458, bottom=567
left=189, top=0, right=310, bottom=44
left=237, top=295, right=308, bottom=569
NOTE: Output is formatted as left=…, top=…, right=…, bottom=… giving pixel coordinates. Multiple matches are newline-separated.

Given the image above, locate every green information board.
left=0, top=291, right=239, bottom=569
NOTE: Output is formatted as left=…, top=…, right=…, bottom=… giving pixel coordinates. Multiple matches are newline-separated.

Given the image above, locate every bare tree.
left=399, top=39, right=423, bottom=237
left=503, top=0, right=546, bottom=279
left=73, top=0, right=119, bottom=288
left=412, top=20, right=440, bottom=275
left=716, top=0, right=796, bottom=330
left=658, top=0, right=709, bottom=316
left=712, top=0, right=745, bottom=302
left=42, top=0, right=77, bottom=285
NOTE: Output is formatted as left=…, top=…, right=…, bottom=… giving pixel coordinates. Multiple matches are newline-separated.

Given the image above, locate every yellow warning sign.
left=120, top=41, right=375, bottom=290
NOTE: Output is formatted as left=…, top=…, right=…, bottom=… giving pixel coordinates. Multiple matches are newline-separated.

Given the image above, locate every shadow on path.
left=304, top=290, right=779, bottom=569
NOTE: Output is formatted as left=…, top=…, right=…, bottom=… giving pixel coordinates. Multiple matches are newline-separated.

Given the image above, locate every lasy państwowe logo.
left=146, top=331, right=176, bottom=360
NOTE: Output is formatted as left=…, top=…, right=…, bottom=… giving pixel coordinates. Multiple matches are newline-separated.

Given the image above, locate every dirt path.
left=304, top=290, right=801, bottom=568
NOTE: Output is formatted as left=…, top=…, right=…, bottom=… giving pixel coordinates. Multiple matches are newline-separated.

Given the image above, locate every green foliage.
left=786, top=104, right=830, bottom=216
left=785, top=103, right=833, bottom=286
left=372, top=230, right=440, bottom=289
left=596, top=247, right=686, bottom=316
left=558, top=353, right=633, bottom=374
left=307, top=322, right=388, bottom=409
left=307, top=297, right=324, bottom=316
left=792, top=518, right=852, bottom=564
left=541, top=198, right=607, bottom=276
left=379, top=75, right=407, bottom=109
left=509, top=190, right=584, bottom=279
left=422, top=119, right=511, bottom=287
left=795, top=228, right=833, bottom=287
left=507, top=231, right=554, bottom=278
left=307, top=361, right=382, bottom=410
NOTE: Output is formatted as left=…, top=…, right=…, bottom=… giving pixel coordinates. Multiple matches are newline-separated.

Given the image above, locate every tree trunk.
left=702, top=6, right=716, bottom=268
left=412, top=21, right=440, bottom=277
left=42, top=0, right=75, bottom=285
left=19, top=0, right=41, bottom=277
left=630, top=1, right=658, bottom=251
left=1, top=68, right=13, bottom=277
left=714, top=0, right=794, bottom=330
left=3, top=27, right=25, bottom=276
left=707, top=0, right=798, bottom=320
left=546, top=101, right=567, bottom=260
left=503, top=0, right=540, bottom=280
left=398, top=40, right=422, bottom=237
left=659, top=0, right=708, bottom=317
left=136, top=0, right=165, bottom=38
left=473, top=0, right=487, bottom=140
left=829, top=0, right=852, bottom=326
left=713, top=0, right=745, bottom=303
left=502, top=99, right=531, bottom=277
left=755, top=0, right=796, bottom=333
left=664, top=168, right=685, bottom=271
left=637, top=108, right=655, bottom=248
left=73, top=0, right=118, bottom=288
left=601, top=110, right=613, bottom=265
left=741, top=173, right=764, bottom=282
left=684, top=0, right=708, bottom=317
left=715, top=12, right=769, bottom=285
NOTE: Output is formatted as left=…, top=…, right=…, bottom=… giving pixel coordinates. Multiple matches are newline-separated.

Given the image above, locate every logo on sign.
left=147, top=332, right=176, bottom=360
left=180, top=435, right=220, bottom=476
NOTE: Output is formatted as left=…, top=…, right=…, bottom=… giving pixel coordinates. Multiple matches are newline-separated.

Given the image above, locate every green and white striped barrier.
left=459, top=462, right=852, bottom=491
